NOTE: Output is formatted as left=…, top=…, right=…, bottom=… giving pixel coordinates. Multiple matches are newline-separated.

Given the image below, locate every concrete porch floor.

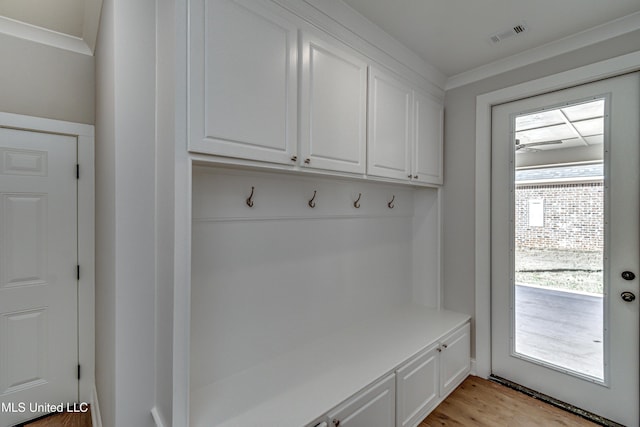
left=515, top=284, right=604, bottom=379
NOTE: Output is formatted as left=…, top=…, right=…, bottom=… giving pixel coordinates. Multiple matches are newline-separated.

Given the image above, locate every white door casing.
left=491, top=73, right=639, bottom=426
left=0, top=128, right=78, bottom=426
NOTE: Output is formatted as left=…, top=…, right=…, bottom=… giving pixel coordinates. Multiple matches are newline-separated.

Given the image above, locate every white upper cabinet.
left=189, top=0, right=298, bottom=164
left=300, top=31, right=368, bottom=174
left=413, top=90, right=444, bottom=185
left=367, top=66, right=413, bottom=181
left=187, top=0, right=444, bottom=185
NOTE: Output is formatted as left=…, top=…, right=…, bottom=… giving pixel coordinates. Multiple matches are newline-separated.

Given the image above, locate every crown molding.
left=446, top=11, right=640, bottom=91
left=288, top=0, right=447, bottom=92
left=0, top=0, right=102, bottom=56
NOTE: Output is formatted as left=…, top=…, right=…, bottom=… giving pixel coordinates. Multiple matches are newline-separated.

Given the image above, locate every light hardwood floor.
left=421, top=376, right=596, bottom=426
left=22, top=408, right=91, bottom=427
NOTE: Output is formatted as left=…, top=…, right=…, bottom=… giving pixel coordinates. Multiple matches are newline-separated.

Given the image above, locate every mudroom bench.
left=190, top=306, right=470, bottom=427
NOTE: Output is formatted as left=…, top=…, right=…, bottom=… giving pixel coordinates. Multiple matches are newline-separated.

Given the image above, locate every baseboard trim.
left=90, top=385, right=102, bottom=427
left=151, top=406, right=167, bottom=427
left=470, top=358, right=478, bottom=376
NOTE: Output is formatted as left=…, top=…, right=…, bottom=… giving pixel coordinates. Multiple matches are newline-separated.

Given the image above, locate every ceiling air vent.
left=489, top=22, right=528, bottom=44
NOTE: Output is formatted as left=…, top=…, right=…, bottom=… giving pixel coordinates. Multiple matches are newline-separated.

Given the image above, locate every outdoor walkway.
left=515, top=284, right=603, bottom=379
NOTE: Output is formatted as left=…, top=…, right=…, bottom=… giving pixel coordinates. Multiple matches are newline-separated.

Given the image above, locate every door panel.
left=300, top=30, right=367, bottom=173
left=367, top=67, right=412, bottom=180
left=327, top=374, right=395, bottom=427
left=0, top=128, right=78, bottom=426
left=189, top=0, right=298, bottom=164
left=413, top=91, right=443, bottom=184
left=491, top=73, right=639, bottom=426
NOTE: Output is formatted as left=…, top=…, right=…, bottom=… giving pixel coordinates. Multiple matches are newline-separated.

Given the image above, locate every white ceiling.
left=342, top=0, right=640, bottom=77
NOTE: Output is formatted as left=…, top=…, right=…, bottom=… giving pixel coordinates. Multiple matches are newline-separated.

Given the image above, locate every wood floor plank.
left=23, top=408, right=91, bottom=427
left=421, top=376, right=596, bottom=426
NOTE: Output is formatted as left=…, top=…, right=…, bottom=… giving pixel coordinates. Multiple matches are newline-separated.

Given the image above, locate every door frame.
left=0, top=112, right=96, bottom=417
left=474, top=50, right=640, bottom=379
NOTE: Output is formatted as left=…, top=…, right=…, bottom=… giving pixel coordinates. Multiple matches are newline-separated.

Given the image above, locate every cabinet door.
left=189, top=0, right=298, bottom=164
left=327, top=374, right=395, bottom=427
left=367, top=67, right=412, bottom=181
left=439, top=323, right=471, bottom=397
left=300, top=31, right=367, bottom=174
left=396, top=344, right=440, bottom=427
left=413, top=91, right=443, bottom=185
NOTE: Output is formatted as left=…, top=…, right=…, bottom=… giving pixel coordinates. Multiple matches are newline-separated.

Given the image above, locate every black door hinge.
left=77, top=364, right=81, bottom=380
left=76, top=164, right=80, bottom=179
left=77, top=265, right=80, bottom=280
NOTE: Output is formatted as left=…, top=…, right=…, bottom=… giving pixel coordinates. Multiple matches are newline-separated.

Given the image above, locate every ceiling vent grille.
left=490, top=22, right=528, bottom=43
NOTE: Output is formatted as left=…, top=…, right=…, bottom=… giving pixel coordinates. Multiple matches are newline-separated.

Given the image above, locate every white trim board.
left=298, top=0, right=446, bottom=91
left=151, top=406, right=167, bottom=427
left=91, top=385, right=102, bottom=427
left=447, top=11, right=640, bottom=90
left=474, top=50, right=640, bottom=379
left=0, top=111, right=96, bottom=406
left=0, top=0, right=103, bottom=56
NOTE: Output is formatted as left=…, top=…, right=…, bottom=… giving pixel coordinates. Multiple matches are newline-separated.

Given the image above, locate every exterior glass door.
left=491, top=73, right=639, bottom=426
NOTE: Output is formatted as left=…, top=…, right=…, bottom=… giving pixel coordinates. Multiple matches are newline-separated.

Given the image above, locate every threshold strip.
left=489, top=375, right=623, bottom=427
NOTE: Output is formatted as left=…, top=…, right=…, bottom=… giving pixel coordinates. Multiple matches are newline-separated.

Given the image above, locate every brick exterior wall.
left=515, top=181, right=603, bottom=251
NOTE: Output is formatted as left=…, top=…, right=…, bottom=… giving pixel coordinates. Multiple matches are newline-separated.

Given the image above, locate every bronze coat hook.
left=246, top=186, right=255, bottom=207
left=388, top=195, right=395, bottom=209
left=308, top=190, right=317, bottom=208
left=354, top=193, right=362, bottom=209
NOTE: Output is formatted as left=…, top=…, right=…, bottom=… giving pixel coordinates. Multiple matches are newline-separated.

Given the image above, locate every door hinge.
left=77, top=364, right=81, bottom=380
left=76, top=164, right=80, bottom=179
left=77, top=265, right=80, bottom=280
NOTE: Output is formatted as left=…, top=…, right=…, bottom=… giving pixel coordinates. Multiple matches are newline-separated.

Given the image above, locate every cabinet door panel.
left=396, top=345, right=439, bottom=427
left=327, top=374, right=395, bottom=427
left=300, top=32, right=367, bottom=173
left=367, top=67, right=412, bottom=180
left=189, top=0, right=297, bottom=163
left=413, top=91, right=443, bottom=184
left=440, top=323, right=471, bottom=397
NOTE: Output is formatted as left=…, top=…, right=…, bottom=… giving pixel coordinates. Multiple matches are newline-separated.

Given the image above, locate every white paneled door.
left=0, top=128, right=78, bottom=426
left=491, top=73, right=639, bottom=426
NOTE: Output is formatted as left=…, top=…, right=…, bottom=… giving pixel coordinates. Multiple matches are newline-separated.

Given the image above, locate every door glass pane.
left=513, top=98, right=605, bottom=381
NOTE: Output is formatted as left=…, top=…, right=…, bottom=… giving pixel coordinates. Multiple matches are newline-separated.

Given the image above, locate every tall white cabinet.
left=178, top=1, right=465, bottom=426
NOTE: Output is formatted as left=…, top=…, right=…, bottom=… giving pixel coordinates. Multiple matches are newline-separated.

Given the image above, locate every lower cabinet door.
left=440, top=322, right=471, bottom=397
left=327, top=374, right=395, bottom=427
left=396, top=344, right=440, bottom=427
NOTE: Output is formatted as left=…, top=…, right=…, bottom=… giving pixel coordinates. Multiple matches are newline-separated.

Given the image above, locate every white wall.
left=190, top=168, right=423, bottom=390
left=442, top=30, right=640, bottom=357
left=95, top=0, right=158, bottom=425
left=0, top=32, right=94, bottom=124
